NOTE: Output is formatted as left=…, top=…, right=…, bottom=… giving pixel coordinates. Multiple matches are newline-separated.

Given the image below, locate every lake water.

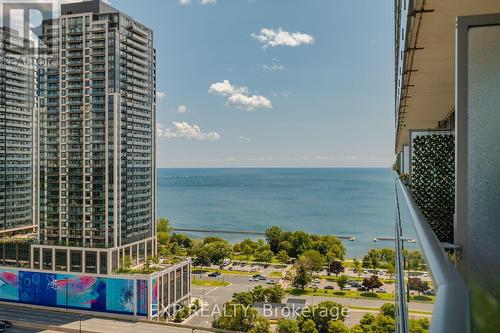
left=157, top=168, right=400, bottom=257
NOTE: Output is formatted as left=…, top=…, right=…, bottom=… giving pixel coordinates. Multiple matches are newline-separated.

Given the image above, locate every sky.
left=113, top=0, right=395, bottom=168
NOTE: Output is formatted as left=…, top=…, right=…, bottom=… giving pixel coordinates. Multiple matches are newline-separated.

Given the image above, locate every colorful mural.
left=19, top=271, right=57, bottom=306
left=151, top=277, right=158, bottom=315
left=54, top=275, right=106, bottom=311
left=0, top=269, right=18, bottom=301
left=136, top=279, right=148, bottom=316
left=0, top=269, right=148, bottom=316
left=106, top=278, right=134, bottom=314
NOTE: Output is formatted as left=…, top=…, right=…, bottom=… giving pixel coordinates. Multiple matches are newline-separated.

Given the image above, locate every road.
left=0, top=303, right=200, bottom=333
left=186, top=274, right=433, bottom=328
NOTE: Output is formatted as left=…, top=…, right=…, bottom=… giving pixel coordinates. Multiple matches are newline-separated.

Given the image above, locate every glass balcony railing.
left=394, top=177, right=469, bottom=333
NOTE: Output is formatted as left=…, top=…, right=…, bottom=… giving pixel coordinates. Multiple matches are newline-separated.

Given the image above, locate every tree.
left=408, top=278, right=429, bottom=295
left=278, top=240, right=293, bottom=255
left=277, top=250, right=290, bottom=264
left=362, top=275, right=383, bottom=292
left=122, top=255, right=132, bottom=269
left=232, top=291, right=255, bottom=307
left=292, top=262, right=312, bottom=289
left=252, top=285, right=267, bottom=303
left=327, top=320, right=349, bottom=333
left=289, top=231, right=311, bottom=257
left=328, top=260, right=345, bottom=277
left=386, top=263, right=395, bottom=280
left=205, top=240, right=232, bottom=266
left=265, top=226, right=284, bottom=254
left=300, top=249, right=326, bottom=272
left=380, top=303, right=395, bottom=318
left=277, top=319, right=300, bottom=333
left=301, top=319, right=319, bottom=333
left=409, top=318, right=430, bottom=333
left=353, top=258, right=363, bottom=277
left=405, top=250, right=425, bottom=271
left=193, top=252, right=211, bottom=268
left=336, top=275, right=349, bottom=290
left=249, top=317, right=271, bottom=333
left=255, top=249, right=274, bottom=264
left=157, top=217, right=172, bottom=233
left=212, top=302, right=258, bottom=331
left=362, top=249, right=380, bottom=270
left=264, top=284, right=285, bottom=303
left=298, top=301, right=346, bottom=333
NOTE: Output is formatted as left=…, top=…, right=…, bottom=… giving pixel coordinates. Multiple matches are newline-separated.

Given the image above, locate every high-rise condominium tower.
left=0, top=27, right=37, bottom=235
left=36, top=0, right=156, bottom=274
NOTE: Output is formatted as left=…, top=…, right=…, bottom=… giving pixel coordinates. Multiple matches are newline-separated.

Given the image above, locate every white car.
left=266, top=280, right=277, bottom=284
left=376, top=288, right=387, bottom=293
left=249, top=277, right=258, bottom=282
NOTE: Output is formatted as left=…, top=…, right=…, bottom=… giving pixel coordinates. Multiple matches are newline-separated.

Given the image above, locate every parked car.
left=250, top=268, right=258, bottom=272
left=363, top=269, right=368, bottom=274
left=208, top=271, right=221, bottom=277
left=249, top=277, right=259, bottom=282
left=0, top=321, right=11, bottom=328
left=252, top=274, right=261, bottom=278
left=424, top=289, right=435, bottom=295
left=324, top=285, right=335, bottom=290
left=258, top=276, right=267, bottom=281
left=350, top=282, right=361, bottom=288
left=376, top=288, right=387, bottom=293
left=358, top=286, right=369, bottom=291
left=266, top=280, right=277, bottom=284
left=312, top=278, right=320, bottom=283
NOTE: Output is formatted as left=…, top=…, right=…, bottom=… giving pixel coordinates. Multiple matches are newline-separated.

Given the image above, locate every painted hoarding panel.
left=106, top=278, right=134, bottom=314
left=136, top=279, right=148, bottom=316
left=151, top=276, right=158, bottom=315
left=0, top=269, right=19, bottom=301
left=0, top=268, right=148, bottom=316
left=19, top=271, right=57, bottom=306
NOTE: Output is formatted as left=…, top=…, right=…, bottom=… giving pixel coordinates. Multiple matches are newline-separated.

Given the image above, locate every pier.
left=172, top=228, right=356, bottom=241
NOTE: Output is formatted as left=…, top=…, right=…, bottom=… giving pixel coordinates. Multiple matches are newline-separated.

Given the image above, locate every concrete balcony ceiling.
left=395, top=0, right=500, bottom=152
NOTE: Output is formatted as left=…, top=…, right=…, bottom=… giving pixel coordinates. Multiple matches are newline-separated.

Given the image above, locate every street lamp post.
left=79, top=313, right=84, bottom=333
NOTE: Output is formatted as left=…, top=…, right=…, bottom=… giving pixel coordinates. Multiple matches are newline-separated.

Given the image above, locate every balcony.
left=394, top=177, right=467, bottom=333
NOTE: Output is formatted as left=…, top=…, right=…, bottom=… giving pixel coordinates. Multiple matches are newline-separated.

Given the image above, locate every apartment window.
left=33, top=248, right=40, bottom=269
left=100, top=252, right=107, bottom=274
left=70, top=250, right=82, bottom=272
left=42, top=249, right=53, bottom=270
left=85, top=251, right=97, bottom=274
left=55, top=250, right=67, bottom=271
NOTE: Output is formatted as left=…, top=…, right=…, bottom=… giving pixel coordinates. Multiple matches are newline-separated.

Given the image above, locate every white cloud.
left=261, top=64, right=284, bottom=71
left=251, top=28, right=314, bottom=49
left=156, top=91, right=167, bottom=100
left=209, top=80, right=272, bottom=111
left=177, top=105, right=187, bottom=114
left=238, top=136, right=254, bottom=142
left=208, top=80, right=248, bottom=96
left=179, top=0, right=215, bottom=5
left=228, top=93, right=272, bottom=111
left=157, top=122, right=220, bottom=141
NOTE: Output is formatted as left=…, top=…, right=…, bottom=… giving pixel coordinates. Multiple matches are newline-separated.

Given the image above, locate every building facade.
left=0, top=27, right=37, bottom=235
left=37, top=0, right=157, bottom=274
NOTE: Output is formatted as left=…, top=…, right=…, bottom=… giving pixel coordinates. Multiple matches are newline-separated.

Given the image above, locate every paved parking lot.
left=186, top=272, right=433, bottom=328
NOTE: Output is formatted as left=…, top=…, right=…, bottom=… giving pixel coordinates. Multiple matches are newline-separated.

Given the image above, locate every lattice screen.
left=411, top=134, right=455, bottom=243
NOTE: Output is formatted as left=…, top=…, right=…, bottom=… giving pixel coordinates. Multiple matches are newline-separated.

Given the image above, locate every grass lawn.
left=320, top=275, right=395, bottom=284
left=286, top=288, right=435, bottom=303
left=192, top=279, right=231, bottom=287
left=268, top=271, right=283, bottom=278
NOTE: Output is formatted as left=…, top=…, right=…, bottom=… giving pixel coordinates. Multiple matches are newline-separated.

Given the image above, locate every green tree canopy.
left=298, top=301, right=346, bottom=333
left=299, top=249, right=326, bottom=272
left=276, top=319, right=299, bottom=333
